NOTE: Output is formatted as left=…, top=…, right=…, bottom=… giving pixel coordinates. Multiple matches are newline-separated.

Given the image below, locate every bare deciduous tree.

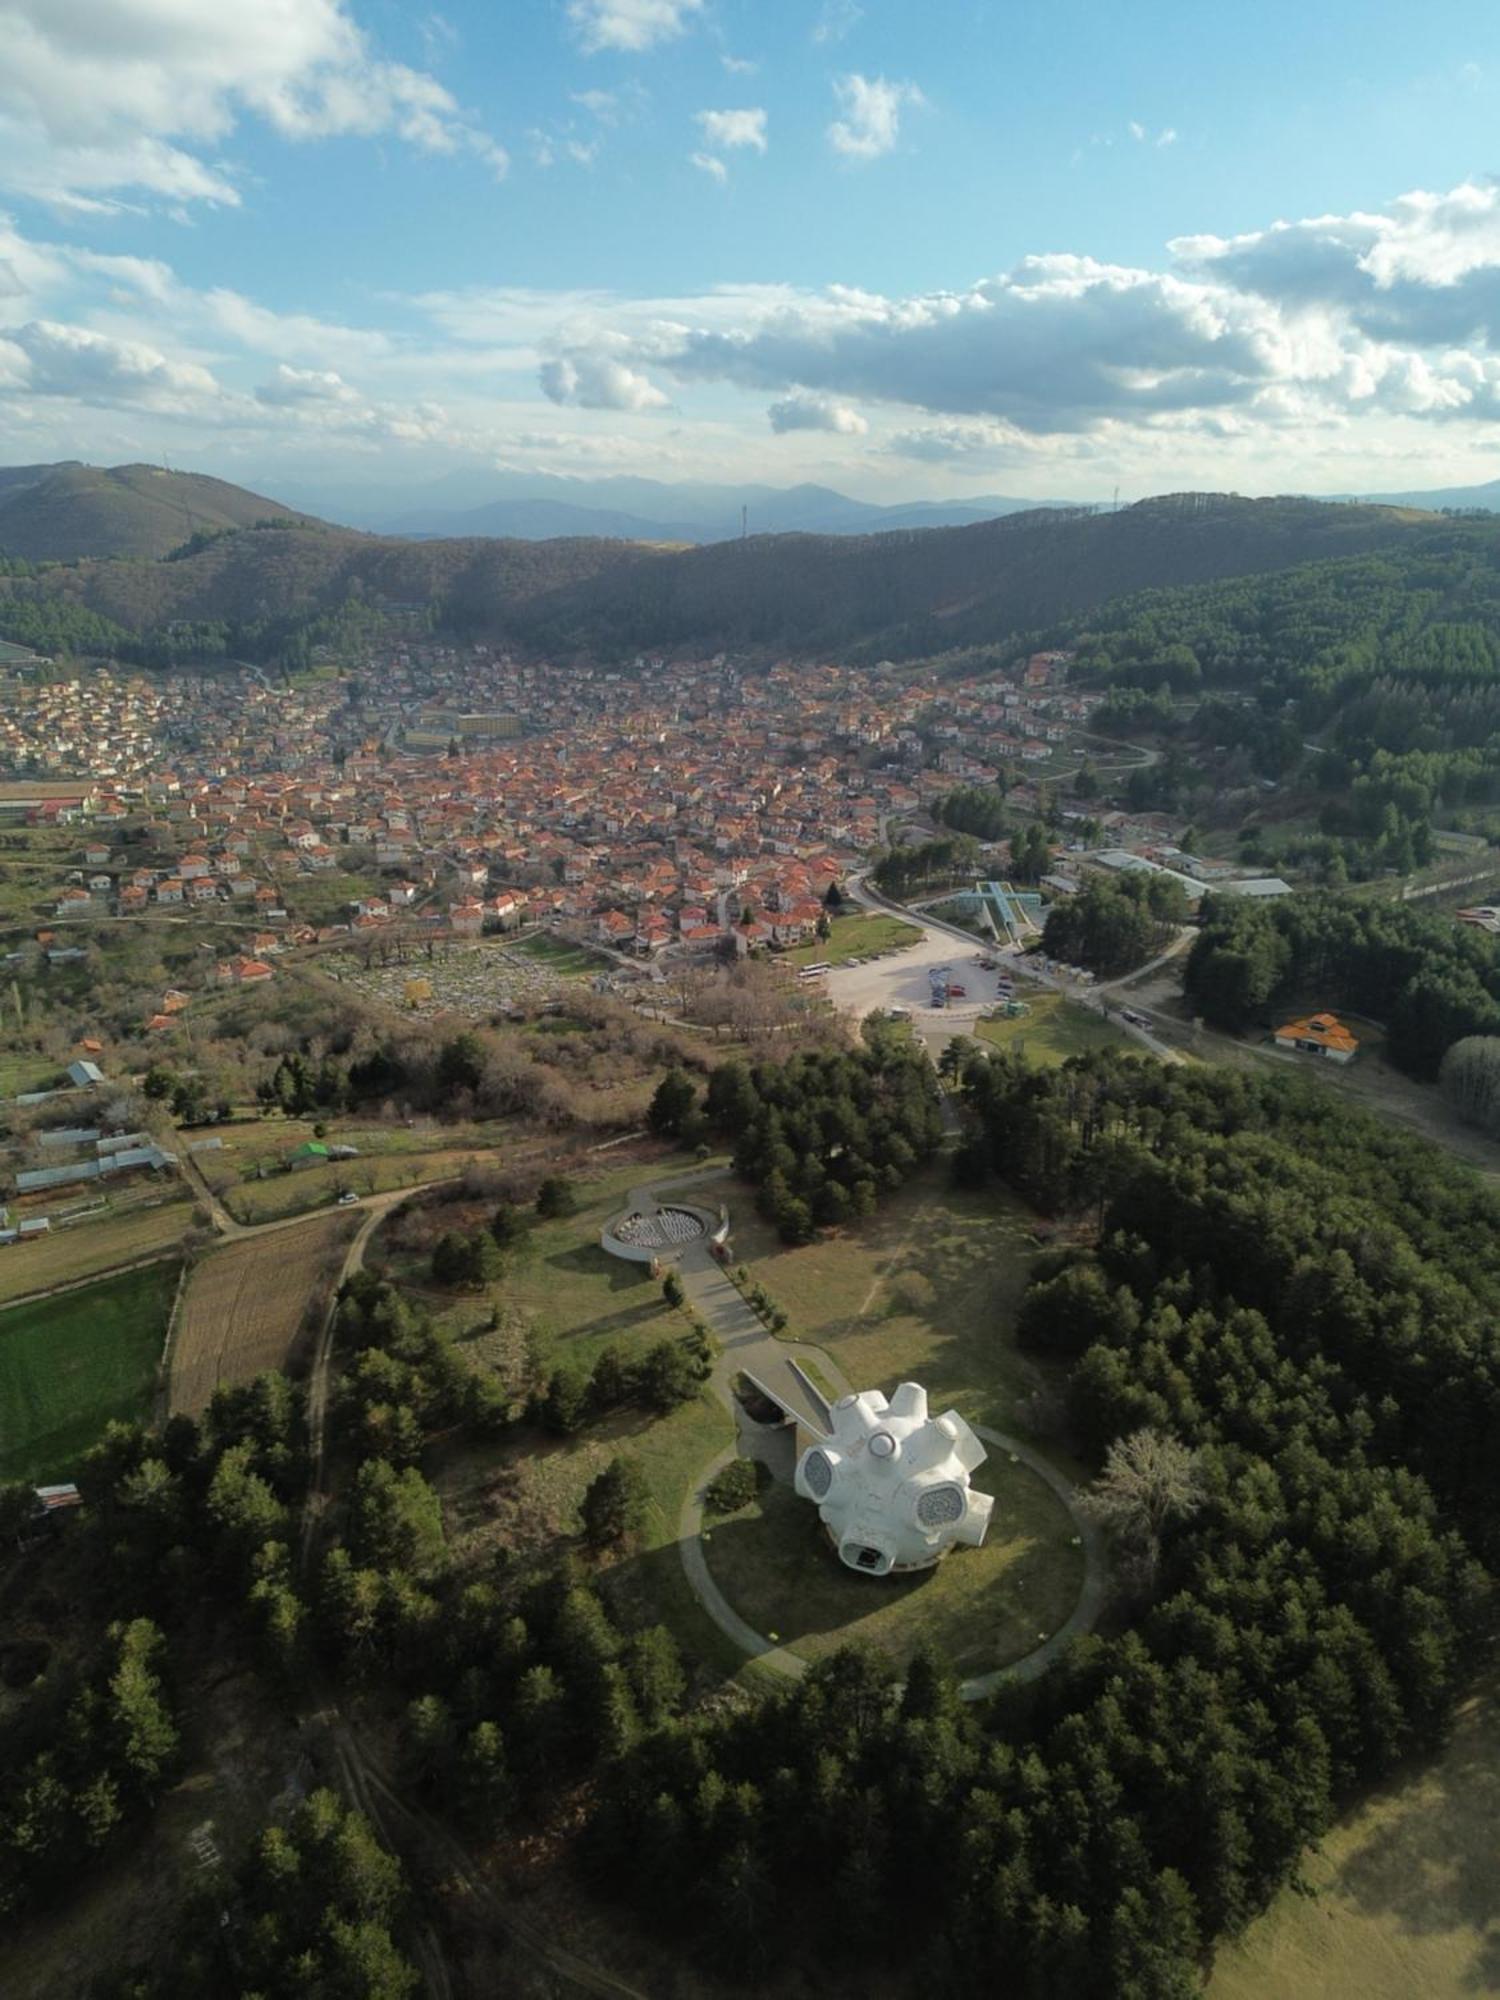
left=1081, top=1426, right=1206, bottom=1593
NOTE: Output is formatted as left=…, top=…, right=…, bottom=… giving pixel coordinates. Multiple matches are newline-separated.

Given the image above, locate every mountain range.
left=268, top=468, right=1061, bottom=543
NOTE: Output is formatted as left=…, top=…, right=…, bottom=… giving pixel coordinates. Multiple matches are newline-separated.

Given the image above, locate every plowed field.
left=170, top=1213, right=355, bottom=1415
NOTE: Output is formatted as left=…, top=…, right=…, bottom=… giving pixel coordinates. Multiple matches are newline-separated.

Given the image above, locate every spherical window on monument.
left=868, top=1430, right=898, bottom=1461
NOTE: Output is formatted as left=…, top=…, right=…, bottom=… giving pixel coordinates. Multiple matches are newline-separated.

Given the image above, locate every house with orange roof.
left=1273, top=1013, right=1359, bottom=1064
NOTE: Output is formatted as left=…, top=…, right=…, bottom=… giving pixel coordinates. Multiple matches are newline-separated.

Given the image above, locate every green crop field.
left=0, top=1261, right=179, bottom=1482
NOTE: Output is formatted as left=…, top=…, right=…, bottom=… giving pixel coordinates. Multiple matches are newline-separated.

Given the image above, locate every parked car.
left=337, top=1189, right=360, bottom=1205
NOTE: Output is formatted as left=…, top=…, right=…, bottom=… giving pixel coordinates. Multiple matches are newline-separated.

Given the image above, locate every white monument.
left=794, top=1382, right=994, bottom=1575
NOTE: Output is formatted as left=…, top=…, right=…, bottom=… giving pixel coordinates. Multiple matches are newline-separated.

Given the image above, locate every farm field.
left=169, top=1211, right=356, bottom=1415
left=1211, top=1687, right=1500, bottom=2000
left=0, top=1195, right=190, bottom=1306
left=786, top=912, right=920, bottom=967
left=0, top=1261, right=178, bottom=1481
left=701, top=1463, right=1083, bottom=1675
left=974, top=988, right=1135, bottom=1066
left=714, top=1162, right=1048, bottom=1432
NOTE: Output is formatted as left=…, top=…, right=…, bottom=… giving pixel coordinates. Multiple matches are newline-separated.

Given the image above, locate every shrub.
left=704, top=1458, right=758, bottom=1515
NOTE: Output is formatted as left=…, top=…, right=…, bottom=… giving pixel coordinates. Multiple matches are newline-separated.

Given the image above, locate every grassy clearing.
left=1210, top=1686, right=1500, bottom=2000
left=0, top=1261, right=178, bottom=1480
left=508, top=931, right=610, bottom=977
left=501, top=1161, right=710, bottom=1378
left=786, top=912, right=921, bottom=968
left=0, top=1196, right=190, bottom=1306
left=975, top=988, right=1134, bottom=1067
left=219, top=1146, right=478, bottom=1224
left=713, top=1161, right=1046, bottom=1432
left=701, top=1465, right=1082, bottom=1674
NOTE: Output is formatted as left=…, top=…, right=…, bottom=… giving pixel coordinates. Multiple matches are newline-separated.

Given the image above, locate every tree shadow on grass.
left=1332, top=1692, right=1500, bottom=1990
left=544, top=1240, right=653, bottom=1295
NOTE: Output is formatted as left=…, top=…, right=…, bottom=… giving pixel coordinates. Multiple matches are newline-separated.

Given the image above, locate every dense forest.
left=0, top=492, right=1485, bottom=673
left=598, top=1052, right=1495, bottom=1995
left=1036, top=533, right=1500, bottom=868
left=1184, top=889, right=1500, bottom=1076
left=1040, top=871, right=1189, bottom=976
left=709, top=1023, right=946, bottom=1240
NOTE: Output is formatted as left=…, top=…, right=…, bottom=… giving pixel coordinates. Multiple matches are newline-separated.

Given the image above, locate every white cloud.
left=568, top=0, right=702, bottom=54
left=255, top=364, right=360, bottom=407
left=1128, top=120, right=1146, bottom=142
left=767, top=394, right=867, bottom=435
left=827, top=74, right=924, bottom=162
left=690, top=152, right=728, bottom=184
left=539, top=351, right=669, bottom=411
left=8, top=318, right=220, bottom=404
left=695, top=108, right=767, bottom=153
left=1158, top=128, right=1178, bottom=147
left=721, top=56, right=758, bottom=77
left=813, top=0, right=863, bottom=46
left=571, top=90, right=618, bottom=119
left=0, top=0, right=507, bottom=212
left=1129, top=120, right=1177, bottom=148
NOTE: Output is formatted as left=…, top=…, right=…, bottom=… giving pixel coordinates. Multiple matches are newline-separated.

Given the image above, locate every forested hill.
left=0, top=461, right=325, bottom=561
left=0, top=523, right=662, bottom=662
left=502, top=493, right=1453, bottom=661
left=0, top=487, right=1487, bottom=668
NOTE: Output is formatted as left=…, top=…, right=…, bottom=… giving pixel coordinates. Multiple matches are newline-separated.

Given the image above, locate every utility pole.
left=741, top=504, right=748, bottom=540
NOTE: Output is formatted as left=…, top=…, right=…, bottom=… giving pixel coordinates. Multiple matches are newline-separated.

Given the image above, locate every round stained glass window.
left=916, top=1483, right=965, bottom=1528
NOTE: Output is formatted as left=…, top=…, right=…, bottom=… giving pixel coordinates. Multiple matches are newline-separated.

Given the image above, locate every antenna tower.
left=741, top=504, right=748, bottom=540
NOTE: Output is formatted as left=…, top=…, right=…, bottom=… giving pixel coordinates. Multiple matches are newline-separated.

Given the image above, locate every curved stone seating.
left=601, top=1201, right=712, bottom=1264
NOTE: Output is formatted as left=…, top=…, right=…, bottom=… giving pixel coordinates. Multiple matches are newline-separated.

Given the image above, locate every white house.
left=794, top=1382, right=993, bottom=1575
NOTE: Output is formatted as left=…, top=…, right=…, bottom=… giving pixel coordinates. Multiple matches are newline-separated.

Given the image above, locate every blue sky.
left=4, top=0, right=1500, bottom=504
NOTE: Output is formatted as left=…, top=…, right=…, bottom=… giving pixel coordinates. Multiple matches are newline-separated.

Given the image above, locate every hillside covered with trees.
left=0, top=489, right=1483, bottom=674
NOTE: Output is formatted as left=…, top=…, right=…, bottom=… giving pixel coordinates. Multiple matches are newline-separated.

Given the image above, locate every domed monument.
left=794, top=1382, right=994, bottom=1575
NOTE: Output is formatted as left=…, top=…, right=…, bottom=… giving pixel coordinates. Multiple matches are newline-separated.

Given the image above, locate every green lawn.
left=786, top=912, right=921, bottom=967
left=508, top=931, right=609, bottom=977
left=701, top=1467, right=1083, bottom=1674
left=713, top=1162, right=1047, bottom=1431
left=975, top=989, right=1134, bottom=1067
left=0, top=1261, right=179, bottom=1481
left=502, top=1163, right=708, bottom=1377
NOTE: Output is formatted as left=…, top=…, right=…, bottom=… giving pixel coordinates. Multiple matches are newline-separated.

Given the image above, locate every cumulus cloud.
left=1175, top=181, right=1500, bottom=349
left=690, top=152, right=728, bottom=184
left=695, top=108, right=767, bottom=153
left=254, top=364, right=360, bottom=407
left=539, top=351, right=669, bottom=411
left=7, top=319, right=219, bottom=404
left=568, top=0, right=702, bottom=54
left=0, top=0, right=507, bottom=211
left=827, top=74, right=924, bottom=162
left=767, top=393, right=867, bottom=435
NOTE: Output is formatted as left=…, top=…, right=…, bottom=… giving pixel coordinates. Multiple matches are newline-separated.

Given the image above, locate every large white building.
left=794, top=1382, right=994, bottom=1575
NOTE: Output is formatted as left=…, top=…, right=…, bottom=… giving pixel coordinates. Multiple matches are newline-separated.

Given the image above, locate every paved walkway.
left=635, top=1167, right=1109, bottom=1703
